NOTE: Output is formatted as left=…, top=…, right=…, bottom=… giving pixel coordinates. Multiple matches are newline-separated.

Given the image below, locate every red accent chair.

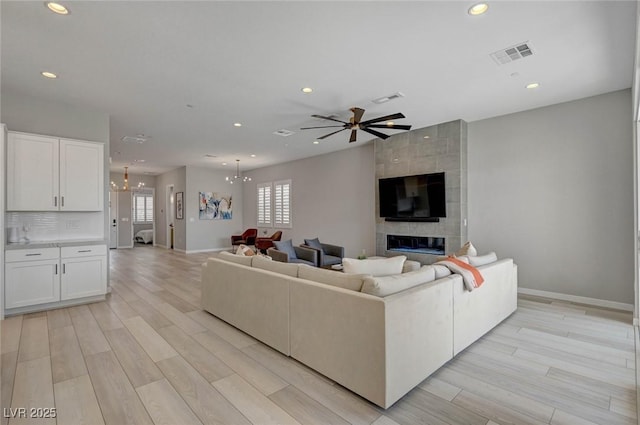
left=231, top=228, right=258, bottom=251
left=254, top=231, right=283, bottom=253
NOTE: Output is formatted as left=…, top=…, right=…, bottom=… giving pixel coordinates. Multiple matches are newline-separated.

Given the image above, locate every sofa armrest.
left=267, top=248, right=289, bottom=263
left=294, top=246, right=319, bottom=266
left=321, top=243, right=344, bottom=258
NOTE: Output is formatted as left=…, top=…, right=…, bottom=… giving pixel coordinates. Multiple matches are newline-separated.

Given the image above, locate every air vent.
left=273, top=129, right=295, bottom=137
left=372, top=92, right=405, bottom=104
left=490, top=42, right=534, bottom=65
left=204, top=154, right=217, bottom=158
left=121, top=134, right=150, bottom=144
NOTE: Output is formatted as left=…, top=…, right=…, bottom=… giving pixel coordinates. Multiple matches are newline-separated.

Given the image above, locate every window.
left=134, top=193, right=153, bottom=223
left=257, top=179, right=292, bottom=228
left=257, top=183, right=272, bottom=226
left=274, top=180, right=292, bottom=228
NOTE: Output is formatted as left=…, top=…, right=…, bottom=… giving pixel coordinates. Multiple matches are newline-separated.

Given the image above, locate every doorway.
left=166, top=184, right=174, bottom=250
left=132, top=188, right=155, bottom=248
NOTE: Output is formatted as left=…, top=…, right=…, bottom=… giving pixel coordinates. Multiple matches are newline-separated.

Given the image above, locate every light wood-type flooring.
left=1, top=245, right=637, bottom=425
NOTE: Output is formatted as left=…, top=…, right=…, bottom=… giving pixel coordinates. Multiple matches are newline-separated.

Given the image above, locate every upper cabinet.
left=7, top=132, right=104, bottom=211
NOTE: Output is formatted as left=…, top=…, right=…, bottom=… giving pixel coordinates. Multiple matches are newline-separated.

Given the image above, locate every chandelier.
left=225, top=159, right=251, bottom=184
left=110, top=166, right=145, bottom=191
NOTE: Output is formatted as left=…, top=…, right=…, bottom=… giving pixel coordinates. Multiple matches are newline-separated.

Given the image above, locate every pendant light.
left=225, top=159, right=251, bottom=184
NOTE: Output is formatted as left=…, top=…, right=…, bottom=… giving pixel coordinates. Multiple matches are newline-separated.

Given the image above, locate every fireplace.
left=387, top=234, right=445, bottom=255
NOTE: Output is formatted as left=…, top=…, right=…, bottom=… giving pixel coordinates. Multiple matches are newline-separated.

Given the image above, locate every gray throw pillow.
left=274, top=239, right=297, bottom=259
left=304, top=237, right=323, bottom=252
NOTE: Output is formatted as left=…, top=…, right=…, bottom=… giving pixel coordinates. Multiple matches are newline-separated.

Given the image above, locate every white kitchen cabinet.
left=6, top=132, right=59, bottom=211
left=60, top=245, right=107, bottom=300
left=5, top=248, right=61, bottom=309
left=6, top=132, right=104, bottom=211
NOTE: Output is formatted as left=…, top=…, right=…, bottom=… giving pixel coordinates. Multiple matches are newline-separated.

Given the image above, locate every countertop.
left=5, top=239, right=108, bottom=250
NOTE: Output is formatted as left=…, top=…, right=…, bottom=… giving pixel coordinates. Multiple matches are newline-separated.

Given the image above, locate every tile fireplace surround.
left=375, top=119, right=467, bottom=264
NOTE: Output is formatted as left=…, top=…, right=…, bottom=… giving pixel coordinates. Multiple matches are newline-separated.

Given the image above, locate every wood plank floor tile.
left=157, top=325, right=233, bottom=382
left=103, top=327, right=164, bottom=388
left=69, top=305, right=111, bottom=357
left=269, top=384, right=351, bottom=425
left=53, top=374, right=105, bottom=425
left=17, top=317, right=49, bottom=362
left=451, top=389, right=549, bottom=425
left=213, top=374, right=301, bottom=425
left=1, top=351, right=18, bottom=425
left=156, top=355, right=251, bottom=425
left=104, top=293, right=138, bottom=320
left=9, top=356, right=55, bottom=425
left=49, top=325, right=87, bottom=383
left=1, top=315, right=22, bottom=354
left=152, top=302, right=206, bottom=335
left=85, top=350, right=154, bottom=425
left=418, top=377, right=462, bottom=402
left=187, top=310, right=257, bottom=349
left=89, top=302, right=124, bottom=331
left=46, top=308, right=72, bottom=330
left=371, top=416, right=402, bottom=425
left=122, top=316, right=177, bottom=362
left=136, top=378, right=204, bottom=425
left=127, top=299, right=172, bottom=330
left=550, top=409, right=601, bottom=425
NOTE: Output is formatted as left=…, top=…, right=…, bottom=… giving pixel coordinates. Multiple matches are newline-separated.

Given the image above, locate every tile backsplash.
left=6, top=211, right=105, bottom=242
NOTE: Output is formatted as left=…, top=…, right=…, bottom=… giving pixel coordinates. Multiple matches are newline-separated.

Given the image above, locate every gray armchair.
left=267, top=240, right=318, bottom=267
left=301, top=238, right=344, bottom=268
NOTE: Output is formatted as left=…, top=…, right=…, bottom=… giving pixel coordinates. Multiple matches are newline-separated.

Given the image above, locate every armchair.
left=231, top=228, right=258, bottom=251
left=301, top=238, right=344, bottom=268
left=254, top=231, right=283, bottom=253
left=267, top=241, right=318, bottom=267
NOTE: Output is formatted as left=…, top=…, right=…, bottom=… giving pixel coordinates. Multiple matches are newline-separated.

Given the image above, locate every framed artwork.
left=176, top=192, right=184, bottom=219
left=199, top=192, right=232, bottom=220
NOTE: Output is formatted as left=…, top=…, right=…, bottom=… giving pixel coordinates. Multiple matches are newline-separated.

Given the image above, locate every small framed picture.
left=176, top=192, right=184, bottom=220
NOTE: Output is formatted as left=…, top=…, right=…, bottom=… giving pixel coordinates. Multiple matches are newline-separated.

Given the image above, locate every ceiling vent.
left=490, top=42, right=534, bottom=65
left=372, top=92, right=405, bottom=104
left=273, top=129, right=295, bottom=137
left=121, top=134, right=150, bottom=144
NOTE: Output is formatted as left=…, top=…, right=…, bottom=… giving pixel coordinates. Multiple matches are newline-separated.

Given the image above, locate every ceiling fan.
left=301, top=107, right=412, bottom=143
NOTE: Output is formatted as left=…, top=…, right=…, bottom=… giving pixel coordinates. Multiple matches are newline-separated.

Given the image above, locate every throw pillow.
left=342, top=255, right=406, bottom=277
left=361, top=265, right=437, bottom=297
left=468, top=252, right=498, bottom=267
left=235, top=244, right=255, bottom=256
left=456, top=241, right=478, bottom=257
left=273, top=239, right=297, bottom=260
left=304, top=237, right=323, bottom=252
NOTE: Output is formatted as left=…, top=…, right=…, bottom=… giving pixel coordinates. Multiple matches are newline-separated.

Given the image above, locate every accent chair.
left=301, top=237, right=344, bottom=268
left=254, top=230, right=283, bottom=253
left=267, top=240, right=318, bottom=266
left=231, top=228, right=258, bottom=252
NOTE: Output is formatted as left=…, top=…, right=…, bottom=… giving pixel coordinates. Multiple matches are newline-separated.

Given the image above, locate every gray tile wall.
left=375, top=120, right=468, bottom=264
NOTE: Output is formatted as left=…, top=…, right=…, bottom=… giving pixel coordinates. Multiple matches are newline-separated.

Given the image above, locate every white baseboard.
left=185, top=247, right=230, bottom=254
left=518, top=288, right=633, bottom=312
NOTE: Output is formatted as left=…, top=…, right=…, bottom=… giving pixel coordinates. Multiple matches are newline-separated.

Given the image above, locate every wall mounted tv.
left=378, top=172, right=446, bottom=222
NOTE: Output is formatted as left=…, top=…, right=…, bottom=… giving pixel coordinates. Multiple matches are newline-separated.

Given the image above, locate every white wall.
left=468, top=89, right=633, bottom=305
left=155, top=167, right=186, bottom=250
left=185, top=166, right=244, bottom=252
left=243, top=145, right=376, bottom=258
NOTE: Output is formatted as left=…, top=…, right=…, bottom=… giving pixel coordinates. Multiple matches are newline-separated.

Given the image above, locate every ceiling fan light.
left=468, top=3, right=489, bottom=15
left=301, top=87, right=313, bottom=93
left=46, top=2, right=69, bottom=15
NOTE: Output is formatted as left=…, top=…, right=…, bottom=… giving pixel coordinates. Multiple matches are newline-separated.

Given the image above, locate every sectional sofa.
left=201, top=252, right=518, bottom=408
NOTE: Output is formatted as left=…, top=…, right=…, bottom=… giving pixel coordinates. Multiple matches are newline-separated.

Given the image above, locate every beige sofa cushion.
left=219, top=251, right=253, bottom=266
left=297, top=265, right=367, bottom=291
left=402, top=260, right=421, bottom=273
left=468, top=252, right=498, bottom=267
left=252, top=255, right=299, bottom=277
left=343, top=255, right=406, bottom=277
left=361, top=265, right=437, bottom=297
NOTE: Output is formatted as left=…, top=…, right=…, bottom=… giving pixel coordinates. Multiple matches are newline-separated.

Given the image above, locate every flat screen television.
left=379, top=172, right=446, bottom=221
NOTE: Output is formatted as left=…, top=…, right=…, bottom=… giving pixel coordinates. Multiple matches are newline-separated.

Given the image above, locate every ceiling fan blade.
left=311, top=114, right=348, bottom=124
left=300, top=125, right=345, bottom=130
left=351, top=107, right=365, bottom=124
left=367, top=124, right=412, bottom=131
left=361, top=128, right=390, bottom=140
left=318, top=128, right=348, bottom=140
left=359, top=112, right=406, bottom=126
left=349, top=129, right=358, bottom=143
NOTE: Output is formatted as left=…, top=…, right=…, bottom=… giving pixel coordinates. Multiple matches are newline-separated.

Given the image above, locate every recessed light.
left=46, top=2, right=69, bottom=15
left=233, top=122, right=242, bottom=127
left=468, top=3, right=489, bottom=15
left=301, top=87, right=313, bottom=94
left=222, top=162, right=227, bottom=166
left=250, top=154, right=256, bottom=158
left=526, top=82, right=540, bottom=89
left=423, top=135, right=430, bottom=139
left=313, top=140, right=320, bottom=145
left=392, top=158, right=400, bottom=163
left=386, top=121, right=394, bottom=126
left=41, top=71, right=57, bottom=79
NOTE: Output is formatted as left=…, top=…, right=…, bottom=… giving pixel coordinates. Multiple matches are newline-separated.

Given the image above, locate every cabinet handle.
left=55, top=264, right=58, bottom=275
left=25, top=253, right=42, bottom=257
left=78, top=250, right=92, bottom=253
left=61, top=196, right=65, bottom=207
left=62, top=264, right=66, bottom=274
left=54, top=196, right=57, bottom=207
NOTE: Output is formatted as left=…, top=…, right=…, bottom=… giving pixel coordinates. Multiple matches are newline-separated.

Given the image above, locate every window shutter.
left=257, top=183, right=272, bottom=226
left=274, top=180, right=291, bottom=228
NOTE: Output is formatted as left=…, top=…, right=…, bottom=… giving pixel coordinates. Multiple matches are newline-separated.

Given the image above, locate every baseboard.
left=184, top=247, right=230, bottom=254
left=518, top=288, right=633, bottom=312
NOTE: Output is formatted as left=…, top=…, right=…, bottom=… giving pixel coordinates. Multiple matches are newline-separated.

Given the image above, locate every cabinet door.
left=5, top=259, right=60, bottom=308
left=59, top=139, right=104, bottom=211
left=60, top=255, right=107, bottom=300
left=6, top=133, right=59, bottom=211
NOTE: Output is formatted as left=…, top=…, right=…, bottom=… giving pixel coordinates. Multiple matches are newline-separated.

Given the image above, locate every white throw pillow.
left=468, top=252, right=498, bottom=267
left=361, top=265, right=436, bottom=297
left=456, top=241, right=477, bottom=257
left=402, top=260, right=421, bottom=273
left=433, top=264, right=452, bottom=279
left=342, top=255, right=406, bottom=277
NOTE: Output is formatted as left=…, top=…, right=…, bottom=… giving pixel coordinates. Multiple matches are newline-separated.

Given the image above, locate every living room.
left=1, top=1, right=640, bottom=424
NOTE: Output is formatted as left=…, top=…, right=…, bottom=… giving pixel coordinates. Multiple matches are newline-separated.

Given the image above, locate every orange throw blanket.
left=436, top=256, right=485, bottom=291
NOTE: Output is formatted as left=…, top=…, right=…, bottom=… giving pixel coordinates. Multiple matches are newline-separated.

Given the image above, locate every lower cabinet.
left=5, top=244, right=107, bottom=310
